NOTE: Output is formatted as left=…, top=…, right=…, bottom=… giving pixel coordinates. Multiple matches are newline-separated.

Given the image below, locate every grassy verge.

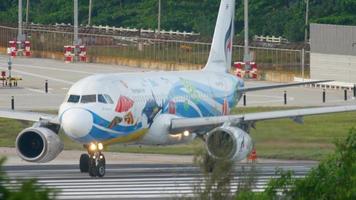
left=0, top=107, right=355, bottom=160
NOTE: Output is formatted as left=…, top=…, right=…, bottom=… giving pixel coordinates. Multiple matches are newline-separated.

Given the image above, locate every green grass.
left=0, top=107, right=355, bottom=160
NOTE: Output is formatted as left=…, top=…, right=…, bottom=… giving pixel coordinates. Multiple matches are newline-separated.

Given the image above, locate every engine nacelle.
left=15, top=127, right=64, bottom=163
left=140, top=114, right=194, bottom=145
left=206, top=125, right=252, bottom=161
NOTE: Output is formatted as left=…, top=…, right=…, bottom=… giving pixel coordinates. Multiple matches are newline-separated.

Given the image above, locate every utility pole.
left=18, top=0, right=24, bottom=41
left=25, top=0, right=29, bottom=26
left=73, top=0, right=79, bottom=45
left=305, top=0, right=309, bottom=43
left=244, top=0, right=250, bottom=69
left=157, top=0, right=161, bottom=34
left=88, top=0, right=92, bottom=26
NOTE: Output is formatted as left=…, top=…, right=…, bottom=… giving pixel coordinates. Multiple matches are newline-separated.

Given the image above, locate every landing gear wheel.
left=88, top=153, right=106, bottom=177
left=96, top=159, right=106, bottom=177
left=79, top=154, right=89, bottom=173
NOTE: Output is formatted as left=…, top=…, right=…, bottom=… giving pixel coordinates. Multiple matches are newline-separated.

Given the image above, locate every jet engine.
left=15, top=127, right=63, bottom=163
left=206, top=125, right=252, bottom=161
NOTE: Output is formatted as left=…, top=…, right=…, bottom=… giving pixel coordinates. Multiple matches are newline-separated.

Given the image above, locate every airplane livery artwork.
left=2, top=0, right=356, bottom=178
left=58, top=72, right=242, bottom=145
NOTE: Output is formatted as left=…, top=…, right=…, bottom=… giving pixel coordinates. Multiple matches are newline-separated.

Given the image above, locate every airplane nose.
left=61, top=108, right=93, bottom=139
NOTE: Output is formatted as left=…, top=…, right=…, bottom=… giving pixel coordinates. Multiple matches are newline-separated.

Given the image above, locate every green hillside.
left=1, top=0, right=356, bottom=41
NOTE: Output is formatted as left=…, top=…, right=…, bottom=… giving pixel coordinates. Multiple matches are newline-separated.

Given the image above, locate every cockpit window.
left=104, top=94, right=114, bottom=104
left=98, top=94, right=107, bottom=104
left=67, top=95, right=80, bottom=103
left=81, top=95, right=96, bottom=103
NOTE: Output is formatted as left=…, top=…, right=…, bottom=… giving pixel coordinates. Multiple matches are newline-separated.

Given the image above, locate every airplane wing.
left=241, top=80, right=332, bottom=92
left=0, top=109, right=59, bottom=124
left=170, top=105, right=356, bottom=133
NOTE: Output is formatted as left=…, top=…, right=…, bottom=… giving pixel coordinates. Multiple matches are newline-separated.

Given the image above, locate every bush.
left=0, top=158, right=56, bottom=200
left=236, top=128, right=356, bottom=200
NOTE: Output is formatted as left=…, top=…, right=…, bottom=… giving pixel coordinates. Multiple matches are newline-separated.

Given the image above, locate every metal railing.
left=0, top=25, right=309, bottom=81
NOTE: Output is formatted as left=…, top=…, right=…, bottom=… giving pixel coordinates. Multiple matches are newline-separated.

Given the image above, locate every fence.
left=0, top=25, right=309, bottom=82
left=253, top=35, right=289, bottom=44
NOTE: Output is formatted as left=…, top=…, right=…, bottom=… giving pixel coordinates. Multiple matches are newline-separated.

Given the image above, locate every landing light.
left=98, top=143, right=104, bottom=151
left=183, top=130, right=190, bottom=137
left=89, top=143, right=97, bottom=151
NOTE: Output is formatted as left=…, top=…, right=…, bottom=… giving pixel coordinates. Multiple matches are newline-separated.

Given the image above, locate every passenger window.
left=81, top=95, right=96, bottom=103
left=98, top=94, right=107, bottom=104
left=67, top=95, right=80, bottom=103
left=104, top=94, right=114, bottom=104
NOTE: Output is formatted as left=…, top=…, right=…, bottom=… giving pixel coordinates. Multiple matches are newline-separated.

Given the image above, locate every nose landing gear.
left=79, top=142, right=106, bottom=177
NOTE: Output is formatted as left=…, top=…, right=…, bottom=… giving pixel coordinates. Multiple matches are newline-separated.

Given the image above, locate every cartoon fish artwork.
left=115, top=96, right=134, bottom=113
left=124, top=112, right=135, bottom=125
left=141, top=92, right=162, bottom=127
left=108, top=116, right=122, bottom=129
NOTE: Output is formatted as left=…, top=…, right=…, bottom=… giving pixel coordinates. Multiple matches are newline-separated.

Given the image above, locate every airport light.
left=26, top=0, right=29, bottom=26
left=243, top=0, right=251, bottom=70
left=18, top=0, right=24, bottom=41
left=73, top=0, right=79, bottom=45
left=88, top=0, right=92, bottom=26
left=304, top=0, right=309, bottom=43
left=157, top=0, right=161, bottom=34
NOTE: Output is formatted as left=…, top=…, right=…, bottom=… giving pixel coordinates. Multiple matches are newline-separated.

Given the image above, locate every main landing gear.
left=79, top=142, right=106, bottom=177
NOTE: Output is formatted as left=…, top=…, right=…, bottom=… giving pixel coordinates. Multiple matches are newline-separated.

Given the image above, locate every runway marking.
left=25, top=87, right=49, bottom=94
left=0, top=67, right=74, bottom=85
left=11, top=63, right=95, bottom=75
left=4, top=163, right=314, bottom=200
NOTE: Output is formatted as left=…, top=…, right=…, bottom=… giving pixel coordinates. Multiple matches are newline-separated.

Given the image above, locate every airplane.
left=1, top=0, right=356, bottom=177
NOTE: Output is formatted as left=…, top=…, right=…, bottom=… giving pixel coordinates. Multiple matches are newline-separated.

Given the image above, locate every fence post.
left=344, top=89, right=347, bottom=101
left=243, top=93, right=246, bottom=106
left=284, top=91, right=287, bottom=105
left=11, top=96, right=14, bottom=110
left=45, top=80, right=48, bottom=93
left=323, top=89, right=326, bottom=103
left=301, top=48, right=305, bottom=81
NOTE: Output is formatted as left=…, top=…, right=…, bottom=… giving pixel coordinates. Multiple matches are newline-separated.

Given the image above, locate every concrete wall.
left=310, top=23, right=356, bottom=56
left=310, top=23, right=356, bottom=83
left=311, top=53, right=356, bottom=83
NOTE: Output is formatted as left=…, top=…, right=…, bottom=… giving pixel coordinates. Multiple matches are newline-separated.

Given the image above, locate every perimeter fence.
left=0, top=25, right=309, bottom=82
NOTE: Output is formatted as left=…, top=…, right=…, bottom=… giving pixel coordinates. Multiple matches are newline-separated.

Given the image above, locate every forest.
left=1, top=0, right=356, bottom=41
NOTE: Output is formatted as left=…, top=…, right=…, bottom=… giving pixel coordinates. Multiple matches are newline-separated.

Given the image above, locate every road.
left=0, top=55, right=354, bottom=110
left=3, top=162, right=316, bottom=200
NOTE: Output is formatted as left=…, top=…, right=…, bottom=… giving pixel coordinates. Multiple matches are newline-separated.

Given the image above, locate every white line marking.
left=0, top=67, right=74, bottom=85
left=11, top=63, right=94, bottom=75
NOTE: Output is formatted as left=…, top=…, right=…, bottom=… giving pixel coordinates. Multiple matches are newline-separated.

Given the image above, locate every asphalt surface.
left=3, top=162, right=316, bottom=200
left=0, top=55, right=354, bottom=110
